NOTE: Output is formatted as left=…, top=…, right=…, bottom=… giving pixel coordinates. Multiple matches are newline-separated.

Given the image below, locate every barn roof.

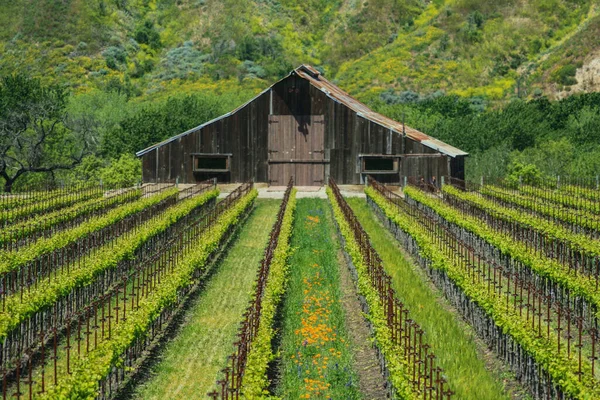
left=136, top=65, right=468, bottom=158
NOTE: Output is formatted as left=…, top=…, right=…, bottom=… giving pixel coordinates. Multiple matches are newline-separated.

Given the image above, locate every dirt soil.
left=336, top=250, right=389, bottom=399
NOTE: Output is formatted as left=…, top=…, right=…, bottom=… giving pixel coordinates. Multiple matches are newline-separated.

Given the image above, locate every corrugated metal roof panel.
left=136, top=65, right=468, bottom=158
left=295, top=65, right=468, bottom=157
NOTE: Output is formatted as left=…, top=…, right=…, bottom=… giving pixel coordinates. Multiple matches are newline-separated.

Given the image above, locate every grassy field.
left=131, top=199, right=280, bottom=400
left=276, top=199, right=362, bottom=400
left=347, top=197, right=523, bottom=400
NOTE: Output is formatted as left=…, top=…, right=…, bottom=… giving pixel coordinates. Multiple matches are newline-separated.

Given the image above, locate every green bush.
left=101, top=94, right=228, bottom=158
left=134, top=20, right=161, bottom=50
left=554, top=64, right=578, bottom=86
left=100, top=154, right=141, bottom=187
left=505, top=161, right=544, bottom=186
left=155, top=41, right=208, bottom=81
left=102, top=46, right=127, bottom=70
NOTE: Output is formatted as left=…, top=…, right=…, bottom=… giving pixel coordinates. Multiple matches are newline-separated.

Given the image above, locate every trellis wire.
left=1, top=181, right=250, bottom=399
left=0, top=183, right=181, bottom=301
left=449, top=177, right=600, bottom=239
left=0, top=182, right=215, bottom=373
left=441, top=186, right=600, bottom=288
left=0, top=187, right=144, bottom=251
left=211, top=177, right=293, bottom=400
left=368, top=176, right=599, bottom=399
left=331, top=177, right=452, bottom=400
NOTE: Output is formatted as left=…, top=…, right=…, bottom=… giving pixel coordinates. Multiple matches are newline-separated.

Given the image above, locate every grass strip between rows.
left=0, top=189, right=219, bottom=341
left=240, top=189, right=297, bottom=398
left=347, top=198, right=511, bottom=400
left=276, top=199, right=360, bottom=399
left=367, top=187, right=600, bottom=399
left=481, top=185, right=600, bottom=230
left=328, top=187, right=417, bottom=399
left=40, top=188, right=257, bottom=399
left=407, top=186, right=600, bottom=320
left=0, top=187, right=179, bottom=274
left=131, top=200, right=280, bottom=399
left=0, top=188, right=142, bottom=245
left=443, top=185, right=600, bottom=257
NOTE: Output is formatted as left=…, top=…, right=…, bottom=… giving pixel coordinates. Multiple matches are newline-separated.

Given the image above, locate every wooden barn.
left=136, top=65, right=467, bottom=186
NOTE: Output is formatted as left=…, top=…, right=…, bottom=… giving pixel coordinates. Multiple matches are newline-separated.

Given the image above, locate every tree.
left=567, top=106, right=600, bottom=146
left=0, top=75, right=94, bottom=192
left=102, top=94, right=227, bottom=158
left=100, top=154, right=141, bottom=188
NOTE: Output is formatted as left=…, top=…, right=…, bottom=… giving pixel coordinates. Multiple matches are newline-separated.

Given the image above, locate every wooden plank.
left=142, top=149, right=156, bottom=183
left=170, top=140, right=181, bottom=182
left=158, top=145, right=169, bottom=182
left=268, top=160, right=330, bottom=164
left=295, top=115, right=310, bottom=160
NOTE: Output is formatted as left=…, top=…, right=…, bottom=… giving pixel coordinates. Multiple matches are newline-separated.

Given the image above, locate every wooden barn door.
left=268, top=115, right=325, bottom=186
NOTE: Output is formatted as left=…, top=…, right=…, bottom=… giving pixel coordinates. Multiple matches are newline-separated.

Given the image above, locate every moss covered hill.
left=1, top=0, right=598, bottom=102
left=0, top=0, right=419, bottom=99
left=337, top=0, right=600, bottom=102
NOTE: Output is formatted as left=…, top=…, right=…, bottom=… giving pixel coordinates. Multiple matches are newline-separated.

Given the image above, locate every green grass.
left=131, top=199, right=280, bottom=400
left=276, top=199, right=361, bottom=400
left=347, top=197, right=515, bottom=400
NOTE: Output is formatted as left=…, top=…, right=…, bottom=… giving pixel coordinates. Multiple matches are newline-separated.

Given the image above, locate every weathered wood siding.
left=141, top=71, right=453, bottom=185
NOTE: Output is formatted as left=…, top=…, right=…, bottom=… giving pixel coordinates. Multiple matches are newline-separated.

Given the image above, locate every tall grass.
left=347, top=198, right=523, bottom=400
left=276, top=199, right=362, bottom=400
left=132, top=200, right=280, bottom=399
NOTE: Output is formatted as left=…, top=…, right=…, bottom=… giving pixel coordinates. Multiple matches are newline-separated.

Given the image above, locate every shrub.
left=102, top=46, right=127, bottom=70
left=100, top=154, right=141, bottom=188
left=467, top=11, right=485, bottom=29
left=380, top=90, right=421, bottom=104
left=554, top=64, right=578, bottom=86
left=134, top=20, right=161, bottom=50
left=155, top=42, right=208, bottom=81
left=506, top=161, right=544, bottom=186
left=237, top=60, right=267, bottom=80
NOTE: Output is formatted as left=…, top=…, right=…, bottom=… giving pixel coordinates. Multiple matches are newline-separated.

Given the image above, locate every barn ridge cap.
left=136, top=65, right=468, bottom=158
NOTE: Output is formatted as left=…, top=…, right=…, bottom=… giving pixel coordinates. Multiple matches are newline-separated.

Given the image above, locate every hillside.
left=1, top=0, right=598, bottom=101
left=1, top=0, right=600, bottom=191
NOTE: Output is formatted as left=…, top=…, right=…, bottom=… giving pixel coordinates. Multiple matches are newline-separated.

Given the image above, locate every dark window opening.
left=193, top=154, right=230, bottom=172
left=198, top=157, right=227, bottom=170
left=363, top=157, right=395, bottom=172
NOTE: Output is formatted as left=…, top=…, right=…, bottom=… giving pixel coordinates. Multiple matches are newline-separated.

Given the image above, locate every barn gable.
left=136, top=65, right=467, bottom=185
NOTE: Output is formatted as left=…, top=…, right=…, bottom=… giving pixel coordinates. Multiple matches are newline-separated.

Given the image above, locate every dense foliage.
left=367, top=186, right=600, bottom=399
left=1, top=1, right=599, bottom=188
left=372, top=91, right=600, bottom=180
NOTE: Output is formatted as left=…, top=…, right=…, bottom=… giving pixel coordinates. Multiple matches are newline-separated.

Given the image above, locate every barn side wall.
left=141, top=72, right=451, bottom=184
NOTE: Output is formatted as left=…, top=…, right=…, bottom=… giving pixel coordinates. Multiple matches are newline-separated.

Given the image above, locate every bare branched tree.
left=0, top=75, right=95, bottom=192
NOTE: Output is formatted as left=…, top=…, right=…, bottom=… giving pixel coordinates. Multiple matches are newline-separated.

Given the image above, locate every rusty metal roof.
left=136, top=65, right=468, bottom=158
left=293, top=65, right=468, bottom=157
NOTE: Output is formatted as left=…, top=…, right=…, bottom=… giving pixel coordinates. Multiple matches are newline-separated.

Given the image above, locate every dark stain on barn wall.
left=139, top=66, right=466, bottom=185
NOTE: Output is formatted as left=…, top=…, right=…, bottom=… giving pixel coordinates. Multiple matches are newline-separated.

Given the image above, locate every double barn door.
left=268, top=115, right=326, bottom=186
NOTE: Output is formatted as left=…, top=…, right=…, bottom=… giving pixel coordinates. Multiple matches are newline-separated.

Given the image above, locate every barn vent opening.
left=193, top=154, right=231, bottom=172
left=362, top=156, right=398, bottom=173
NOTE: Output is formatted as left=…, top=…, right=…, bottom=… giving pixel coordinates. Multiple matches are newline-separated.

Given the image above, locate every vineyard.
left=1, top=176, right=599, bottom=399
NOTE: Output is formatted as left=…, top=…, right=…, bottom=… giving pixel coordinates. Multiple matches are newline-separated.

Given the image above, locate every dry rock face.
left=557, top=52, right=600, bottom=98
left=576, top=53, right=600, bottom=92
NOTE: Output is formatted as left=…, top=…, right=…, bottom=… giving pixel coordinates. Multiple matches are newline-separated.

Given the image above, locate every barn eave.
left=136, top=65, right=468, bottom=159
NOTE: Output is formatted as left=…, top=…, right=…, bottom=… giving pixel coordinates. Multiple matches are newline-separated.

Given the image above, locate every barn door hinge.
left=268, top=150, right=279, bottom=154
left=268, top=120, right=279, bottom=124
left=313, top=179, right=324, bottom=184
left=268, top=179, right=279, bottom=184
left=313, top=120, right=325, bottom=124
left=313, top=150, right=325, bottom=154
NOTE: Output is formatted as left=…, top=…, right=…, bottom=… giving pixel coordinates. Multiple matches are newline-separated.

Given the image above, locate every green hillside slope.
left=1, top=0, right=599, bottom=190
left=0, top=0, right=597, bottom=100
